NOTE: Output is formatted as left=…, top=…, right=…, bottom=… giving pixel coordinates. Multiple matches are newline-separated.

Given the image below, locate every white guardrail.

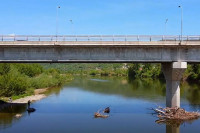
left=0, top=35, right=200, bottom=42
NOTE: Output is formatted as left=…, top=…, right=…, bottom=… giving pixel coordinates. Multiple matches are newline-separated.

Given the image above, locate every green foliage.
left=0, top=64, right=11, bottom=75
left=41, top=63, right=128, bottom=76
left=187, top=64, right=200, bottom=82
left=0, top=64, right=70, bottom=98
left=30, top=73, right=65, bottom=89
left=89, top=70, right=99, bottom=76
left=15, top=64, right=43, bottom=77
left=0, top=68, right=29, bottom=97
left=128, top=63, right=200, bottom=82
left=128, top=63, right=163, bottom=79
left=46, top=68, right=60, bottom=75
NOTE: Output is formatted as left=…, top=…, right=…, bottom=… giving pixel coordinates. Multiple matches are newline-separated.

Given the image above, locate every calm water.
left=0, top=76, right=200, bottom=133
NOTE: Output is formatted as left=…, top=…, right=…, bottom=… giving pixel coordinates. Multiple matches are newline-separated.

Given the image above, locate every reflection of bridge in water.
left=1, top=35, right=200, bottom=109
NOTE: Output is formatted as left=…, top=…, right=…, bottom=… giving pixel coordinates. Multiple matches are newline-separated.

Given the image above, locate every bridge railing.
left=1, top=35, right=200, bottom=42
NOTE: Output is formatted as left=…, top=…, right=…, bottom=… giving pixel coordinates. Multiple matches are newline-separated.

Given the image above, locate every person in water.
left=9, top=97, right=12, bottom=103
left=28, top=100, right=31, bottom=109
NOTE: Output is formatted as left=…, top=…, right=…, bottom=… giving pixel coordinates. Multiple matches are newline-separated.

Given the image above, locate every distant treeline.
left=42, top=63, right=200, bottom=83
left=0, top=64, right=72, bottom=98
left=42, top=63, right=162, bottom=78
left=42, top=63, right=128, bottom=76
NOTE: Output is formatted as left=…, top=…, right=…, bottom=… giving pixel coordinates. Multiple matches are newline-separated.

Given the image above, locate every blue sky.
left=0, top=0, right=199, bottom=35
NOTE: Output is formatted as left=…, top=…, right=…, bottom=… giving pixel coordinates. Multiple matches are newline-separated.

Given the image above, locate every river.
left=0, top=76, right=200, bottom=133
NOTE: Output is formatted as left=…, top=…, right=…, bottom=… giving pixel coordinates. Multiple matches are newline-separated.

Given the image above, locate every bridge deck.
left=0, top=35, right=200, bottom=63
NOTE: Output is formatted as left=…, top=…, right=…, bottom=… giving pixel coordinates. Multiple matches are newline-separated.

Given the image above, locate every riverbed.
left=0, top=76, right=200, bottom=133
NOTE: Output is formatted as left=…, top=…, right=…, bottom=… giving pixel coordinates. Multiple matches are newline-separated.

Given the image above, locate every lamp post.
left=178, top=6, right=183, bottom=43
left=164, top=19, right=168, bottom=40
left=69, top=19, right=74, bottom=35
left=165, top=19, right=168, bottom=35
left=56, top=6, right=60, bottom=41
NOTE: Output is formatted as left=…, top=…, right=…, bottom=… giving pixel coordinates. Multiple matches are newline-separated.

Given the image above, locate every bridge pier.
left=166, top=125, right=180, bottom=133
left=162, top=62, right=187, bottom=107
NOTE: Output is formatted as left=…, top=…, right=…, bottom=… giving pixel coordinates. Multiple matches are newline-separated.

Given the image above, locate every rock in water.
left=15, top=114, right=22, bottom=118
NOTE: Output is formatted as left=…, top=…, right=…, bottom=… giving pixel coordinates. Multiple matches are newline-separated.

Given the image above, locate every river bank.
left=12, top=87, right=52, bottom=104
left=0, top=88, right=49, bottom=112
left=1, top=88, right=49, bottom=104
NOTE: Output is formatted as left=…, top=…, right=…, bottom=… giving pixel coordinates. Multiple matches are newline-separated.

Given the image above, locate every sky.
left=0, top=0, right=199, bottom=35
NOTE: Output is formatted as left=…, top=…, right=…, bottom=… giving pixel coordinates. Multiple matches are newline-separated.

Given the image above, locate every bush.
left=0, top=64, right=11, bottom=75
left=128, top=63, right=162, bottom=79
left=15, top=64, right=43, bottom=77
left=30, top=73, right=66, bottom=89
left=0, top=69, right=29, bottom=97
left=0, top=63, right=68, bottom=97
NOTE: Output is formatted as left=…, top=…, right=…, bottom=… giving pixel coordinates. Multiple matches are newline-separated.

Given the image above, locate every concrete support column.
left=162, top=62, right=187, bottom=107
left=166, top=125, right=180, bottom=133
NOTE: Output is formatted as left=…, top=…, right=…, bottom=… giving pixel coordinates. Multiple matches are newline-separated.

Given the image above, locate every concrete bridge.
left=1, top=35, right=200, bottom=108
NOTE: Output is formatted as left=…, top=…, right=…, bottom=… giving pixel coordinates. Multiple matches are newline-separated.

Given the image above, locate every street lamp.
left=56, top=6, right=61, bottom=41
left=69, top=19, right=73, bottom=24
left=165, top=19, right=168, bottom=36
left=178, top=6, right=183, bottom=43
left=69, top=19, right=75, bottom=35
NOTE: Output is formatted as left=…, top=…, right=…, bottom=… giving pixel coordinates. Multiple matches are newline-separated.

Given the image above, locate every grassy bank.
left=0, top=64, right=73, bottom=100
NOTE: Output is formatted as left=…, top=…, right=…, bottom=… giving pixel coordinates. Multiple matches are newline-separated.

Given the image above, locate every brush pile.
left=94, top=107, right=110, bottom=118
left=152, top=106, right=200, bottom=124
left=94, top=112, right=109, bottom=118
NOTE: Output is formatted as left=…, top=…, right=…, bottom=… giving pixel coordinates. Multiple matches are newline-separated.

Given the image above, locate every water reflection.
left=0, top=76, right=200, bottom=133
left=0, top=102, right=27, bottom=129
left=69, top=76, right=200, bottom=106
left=68, top=76, right=166, bottom=102
left=181, top=82, right=200, bottom=107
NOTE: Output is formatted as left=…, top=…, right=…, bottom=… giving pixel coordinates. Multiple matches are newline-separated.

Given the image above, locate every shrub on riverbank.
left=30, top=73, right=66, bottom=89
left=186, top=64, right=200, bottom=83
left=128, top=63, right=163, bottom=79
left=0, top=64, right=71, bottom=98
